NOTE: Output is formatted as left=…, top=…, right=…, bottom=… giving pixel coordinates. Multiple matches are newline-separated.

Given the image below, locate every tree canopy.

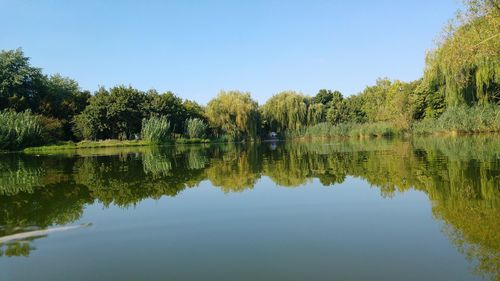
left=206, top=90, right=260, bottom=140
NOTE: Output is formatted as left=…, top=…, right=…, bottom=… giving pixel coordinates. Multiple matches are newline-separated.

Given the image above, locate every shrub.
left=186, top=118, right=207, bottom=139
left=141, top=116, right=171, bottom=143
left=0, top=110, right=43, bottom=150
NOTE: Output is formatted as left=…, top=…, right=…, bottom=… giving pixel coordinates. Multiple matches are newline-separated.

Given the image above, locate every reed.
left=0, top=110, right=43, bottom=150
left=141, top=116, right=171, bottom=143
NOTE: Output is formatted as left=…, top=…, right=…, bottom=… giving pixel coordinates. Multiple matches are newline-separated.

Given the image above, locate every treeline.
left=0, top=0, right=498, bottom=149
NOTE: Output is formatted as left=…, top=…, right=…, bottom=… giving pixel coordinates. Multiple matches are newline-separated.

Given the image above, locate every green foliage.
left=326, top=91, right=348, bottom=125
left=348, top=122, right=402, bottom=138
left=141, top=116, right=171, bottom=143
left=186, top=118, right=207, bottom=139
left=175, top=138, right=211, bottom=144
left=421, top=0, right=500, bottom=106
left=0, top=48, right=45, bottom=111
left=24, top=140, right=151, bottom=153
left=38, top=116, right=65, bottom=143
left=299, top=122, right=352, bottom=138
left=261, top=91, right=310, bottom=132
left=297, top=122, right=402, bottom=138
left=0, top=110, right=43, bottom=150
left=206, top=90, right=260, bottom=140
left=144, top=90, right=191, bottom=133
left=0, top=49, right=90, bottom=140
left=313, top=89, right=341, bottom=105
left=413, top=104, right=500, bottom=134
left=344, top=95, right=367, bottom=123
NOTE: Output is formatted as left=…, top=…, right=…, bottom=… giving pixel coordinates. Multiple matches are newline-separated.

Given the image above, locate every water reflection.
left=0, top=136, right=498, bottom=279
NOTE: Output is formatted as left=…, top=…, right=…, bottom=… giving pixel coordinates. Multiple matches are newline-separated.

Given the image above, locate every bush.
left=141, top=116, right=171, bottom=143
left=186, top=118, right=207, bottom=139
left=0, top=110, right=43, bottom=150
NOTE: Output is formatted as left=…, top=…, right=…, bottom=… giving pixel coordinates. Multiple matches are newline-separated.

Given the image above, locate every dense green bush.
left=186, top=118, right=207, bottom=139
left=141, top=116, right=171, bottom=143
left=0, top=110, right=43, bottom=150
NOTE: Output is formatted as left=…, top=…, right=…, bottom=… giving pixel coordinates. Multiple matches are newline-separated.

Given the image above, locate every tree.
left=144, top=90, right=188, bottom=134
left=383, top=80, right=420, bottom=129
left=206, top=90, right=260, bottom=140
left=0, top=48, right=45, bottom=112
left=358, top=78, right=391, bottom=122
left=326, top=91, right=348, bottom=125
left=421, top=0, right=500, bottom=106
left=313, top=89, right=341, bottom=105
left=344, top=95, right=367, bottom=123
left=73, top=87, right=112, bottom=140
left=261, top=91, right=309, bottom=132
left=73, top=86, right=146, bottom=140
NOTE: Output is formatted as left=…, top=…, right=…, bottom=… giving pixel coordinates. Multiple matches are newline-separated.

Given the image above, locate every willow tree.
left=261, top=91, right=311, bottom=132
left=422, top=0, right=500, bottom=106
left=205, top=90, right=260, bottom=140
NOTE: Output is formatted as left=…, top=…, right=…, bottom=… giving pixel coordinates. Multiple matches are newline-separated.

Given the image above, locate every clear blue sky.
left=1, top=0, right=461, bottom=104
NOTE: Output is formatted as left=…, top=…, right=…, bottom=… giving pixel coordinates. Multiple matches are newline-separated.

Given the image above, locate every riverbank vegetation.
left=0, top=0, right=498, bottom=150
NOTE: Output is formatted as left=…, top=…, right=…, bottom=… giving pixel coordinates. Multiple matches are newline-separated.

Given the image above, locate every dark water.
left=0, top=136, right=499, bottom=281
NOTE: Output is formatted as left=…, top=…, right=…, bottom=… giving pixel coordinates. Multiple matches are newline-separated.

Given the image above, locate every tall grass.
left=0, top=110, right=43, bottom=150
left=293, top=122, right=402, bottom=139
left=186, top=118, right=207, bottom=139
left=141, top=116, right=171, bottom=143
left=348, top=122, right=402, bottom=138
left=297, top=122, right=352, bottom=138
left=413, top=105, right=500, bottom=135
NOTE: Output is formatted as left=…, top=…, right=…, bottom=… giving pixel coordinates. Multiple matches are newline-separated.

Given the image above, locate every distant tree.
left=313, top=89, right=340, bottom=105
left=344, top=95, right=367, bottom=123
left=421, top=0, right=500, bottom=106
left=326, top=91, right=348, bottom=125
left=144, top=90, right=189, bottom=134
left=261, top=91, right=309, bottom=132
left=73, top=86, right=146, bottom=140
left=206, top=90, right=260, bottom=140
left=183, top=99, right=206, bottom=121
left=0, top=48, right=46, bottom=112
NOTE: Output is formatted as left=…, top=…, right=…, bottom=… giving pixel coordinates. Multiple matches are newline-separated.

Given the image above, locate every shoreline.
left=19, top=131, right=500, bottom=155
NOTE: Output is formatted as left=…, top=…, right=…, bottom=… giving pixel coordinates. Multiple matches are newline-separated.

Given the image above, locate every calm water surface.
left=0, top=136, right=499, bottom=281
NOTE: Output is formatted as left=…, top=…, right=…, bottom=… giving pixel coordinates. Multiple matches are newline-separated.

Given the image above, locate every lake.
left=0, top=136, right=499, bottom=281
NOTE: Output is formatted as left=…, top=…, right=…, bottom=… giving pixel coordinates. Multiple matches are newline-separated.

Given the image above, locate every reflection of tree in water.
left=0, top=136, right=498, bottom=280
left=205, top=144, right=262, bottom=192
left=0, top=241, right=33, bottom=257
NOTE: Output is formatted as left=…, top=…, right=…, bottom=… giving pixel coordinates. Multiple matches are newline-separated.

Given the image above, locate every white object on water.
left=0, top=223, right=92, bottom=244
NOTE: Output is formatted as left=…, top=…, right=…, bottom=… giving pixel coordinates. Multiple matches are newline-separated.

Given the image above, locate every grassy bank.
left=23, top=138, right=222, bottom=153
left=24, top=140, right=152, bottom=153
